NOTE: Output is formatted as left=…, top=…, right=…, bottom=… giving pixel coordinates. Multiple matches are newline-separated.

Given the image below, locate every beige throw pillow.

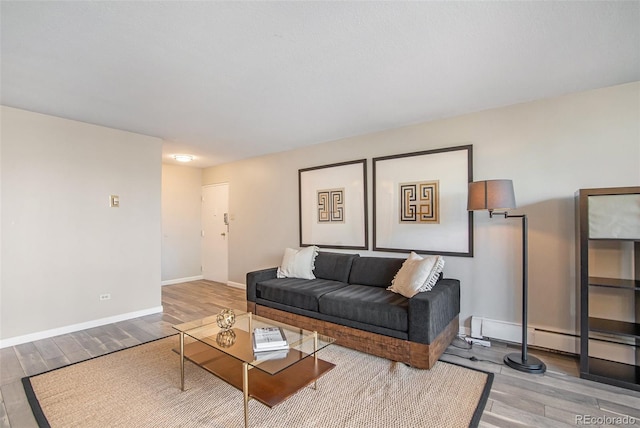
left=387, top=252, right=445, bottom=298
left=276, top=246, right=319, bottom=279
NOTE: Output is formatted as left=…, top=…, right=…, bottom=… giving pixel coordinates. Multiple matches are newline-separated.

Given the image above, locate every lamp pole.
left=520, top=214, right=528, bottom=362
left=494, top=212, right=544, bottom=373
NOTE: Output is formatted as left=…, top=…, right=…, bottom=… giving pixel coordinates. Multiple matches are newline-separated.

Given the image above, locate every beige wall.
left=0, top=106, right=162, bottom=341
left=161, top=164, right=202, bottom=282
left=203, top=82, right=640, bottom=335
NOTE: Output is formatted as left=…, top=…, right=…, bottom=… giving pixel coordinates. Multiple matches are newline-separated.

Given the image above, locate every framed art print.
left=373, top=145, right=473, bottom=256
left=299, top=159, right=368, bottom=249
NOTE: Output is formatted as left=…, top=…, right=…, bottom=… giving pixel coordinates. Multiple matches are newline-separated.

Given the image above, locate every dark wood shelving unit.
left=589, top=317, right=640, bottom=340
left=584, top=357, right=640, bottom=389
left=589, top=276, right=640, bottom=291
left=576, top=186, right=640, bottom=392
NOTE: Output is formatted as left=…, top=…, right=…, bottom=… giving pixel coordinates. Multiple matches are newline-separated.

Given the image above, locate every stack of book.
left=253, top=327, right=289, bottom=360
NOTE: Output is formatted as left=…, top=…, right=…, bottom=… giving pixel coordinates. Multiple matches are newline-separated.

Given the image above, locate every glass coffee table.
left=173, top=311, right=335, bottom=427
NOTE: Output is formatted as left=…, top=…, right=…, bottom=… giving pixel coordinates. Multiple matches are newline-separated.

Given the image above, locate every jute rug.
left=23, top=336, right=492, bottom=428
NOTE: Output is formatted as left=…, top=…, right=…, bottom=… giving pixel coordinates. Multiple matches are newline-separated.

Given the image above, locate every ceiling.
left=2, top=2, right=639, bottom=168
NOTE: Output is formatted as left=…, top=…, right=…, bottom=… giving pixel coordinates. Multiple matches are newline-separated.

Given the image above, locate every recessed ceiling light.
left=173, top=154, right=194, bottom=162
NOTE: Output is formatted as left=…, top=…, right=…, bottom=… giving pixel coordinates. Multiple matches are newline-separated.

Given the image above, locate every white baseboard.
left=161, top=275, right=203, bottom=286
left=471, top=316, right=636, bottom=365
left=162, top=277, right=245, bottom=289
left=227, top=281, right=246, bottom=290
left=0, top=306, right=164, bottom=349
left=534, top=329, right=580, bottom=354
left=480, top=318, right=529, bottom=344
left=473, top=316, right=577, bottom=352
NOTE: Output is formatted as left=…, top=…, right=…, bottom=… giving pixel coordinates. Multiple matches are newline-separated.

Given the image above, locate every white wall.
left=161, top=163, right=202, bottom=283
left=0, top=106, right=162, bottom=342
left=203, top=82, right=640, bottom=337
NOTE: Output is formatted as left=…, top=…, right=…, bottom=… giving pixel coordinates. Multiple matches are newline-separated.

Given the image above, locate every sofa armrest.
left=246, top=267, right=278, bottom=302
left=408, top=279, right=460, bottom=344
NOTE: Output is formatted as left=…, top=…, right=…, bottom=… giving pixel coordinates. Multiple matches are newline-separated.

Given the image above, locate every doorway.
left=201, top=183, right=229, bottom=284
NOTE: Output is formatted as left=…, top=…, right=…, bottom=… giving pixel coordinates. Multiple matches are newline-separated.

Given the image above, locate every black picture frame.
left=299, top=159, right=368, bottom=250
left=373, top=145, right=473, bottom=257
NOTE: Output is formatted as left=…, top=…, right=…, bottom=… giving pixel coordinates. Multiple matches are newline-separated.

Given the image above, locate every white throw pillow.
left=387, top=252, right=445, bottom=298
left=276, top=246, right=319, bottom=279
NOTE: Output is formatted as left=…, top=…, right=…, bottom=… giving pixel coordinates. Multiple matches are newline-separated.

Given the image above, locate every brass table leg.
left=180, top=332, right=185, bottom=391
left=245, top=312, right=253, bottom=427
left=243, top=362, right=249, bottom=428
left=313, top=331, right=318, bottom=390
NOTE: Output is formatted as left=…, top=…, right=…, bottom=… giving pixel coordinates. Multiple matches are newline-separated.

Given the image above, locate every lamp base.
left=503, top=353, right=546, bottom=374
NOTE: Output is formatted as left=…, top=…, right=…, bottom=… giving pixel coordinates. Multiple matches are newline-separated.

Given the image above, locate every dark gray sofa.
left=246, top=251, right=460, bottom=369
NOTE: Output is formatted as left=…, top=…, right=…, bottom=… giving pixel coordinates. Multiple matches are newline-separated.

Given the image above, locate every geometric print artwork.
left=317, top=188, right=345, bottom=223
left=399, top=180, right=439, bottom=224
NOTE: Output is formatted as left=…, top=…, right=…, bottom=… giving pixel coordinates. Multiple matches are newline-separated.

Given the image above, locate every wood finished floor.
left=1, top=280, right=639, bottom=428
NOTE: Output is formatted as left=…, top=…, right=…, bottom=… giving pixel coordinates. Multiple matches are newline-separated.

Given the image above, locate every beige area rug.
left=23, top=336, right=492, bottom=428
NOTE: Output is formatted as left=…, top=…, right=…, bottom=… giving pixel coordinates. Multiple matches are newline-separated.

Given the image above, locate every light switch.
left=110, top=195, right=119, bottom=208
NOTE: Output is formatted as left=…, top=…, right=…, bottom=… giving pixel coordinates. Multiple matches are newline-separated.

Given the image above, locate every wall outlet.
left=99, top=293, right=111, bottom=301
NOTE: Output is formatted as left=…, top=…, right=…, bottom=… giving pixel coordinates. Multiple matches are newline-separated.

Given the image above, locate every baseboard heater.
left=467, top=316, right=637, bottom=366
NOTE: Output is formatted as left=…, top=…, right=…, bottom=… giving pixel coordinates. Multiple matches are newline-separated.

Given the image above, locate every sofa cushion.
left=256, top=298, right=408, bottom=341
left=319, top=284, right=409, bottom=332
left=313, top=252, right=359, bottom=283
left=348, top=257, right=405, bottom=288
left=276, top=246, right=319, bottom=279
left=256, top=278, right=349, bottom=312
left=388, top=252, right=445, bottom=298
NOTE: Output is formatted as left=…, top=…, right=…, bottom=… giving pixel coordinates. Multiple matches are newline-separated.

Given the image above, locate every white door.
left=202, top=183, right=229, bottom=283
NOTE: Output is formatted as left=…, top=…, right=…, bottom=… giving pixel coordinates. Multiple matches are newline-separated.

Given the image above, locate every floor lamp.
left=467, top=179, right=546, bottom=374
